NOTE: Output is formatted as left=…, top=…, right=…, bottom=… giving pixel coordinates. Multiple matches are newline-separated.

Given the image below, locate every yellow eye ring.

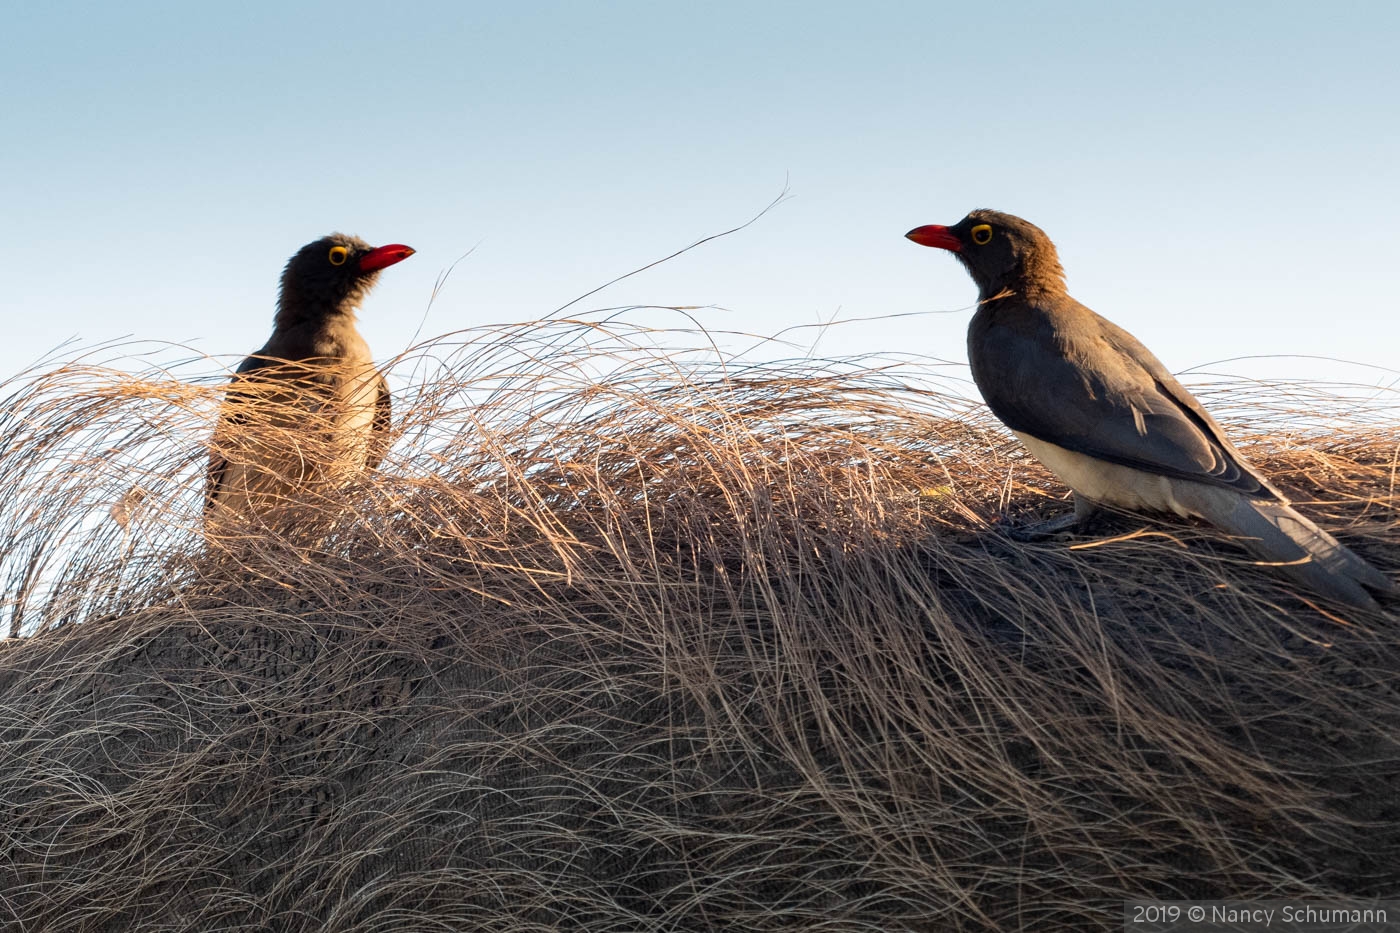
left=970, top=224, right=993, bottom=245
left=328, top=245, right=349, bottom=266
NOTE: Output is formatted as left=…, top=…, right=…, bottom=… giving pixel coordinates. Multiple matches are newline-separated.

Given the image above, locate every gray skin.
left=206, top=233, right=412, bottom=526
left=907, top=209, right=1394, bottom=610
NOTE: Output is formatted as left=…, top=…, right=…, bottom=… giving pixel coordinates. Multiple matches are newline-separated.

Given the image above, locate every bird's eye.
left=970, top=224, right=993, bottom=245
left=328, top=246, right=349, bottom=266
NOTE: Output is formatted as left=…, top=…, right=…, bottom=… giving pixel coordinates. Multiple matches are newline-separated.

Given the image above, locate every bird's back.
left=968, top=294, right=1276, bottom=498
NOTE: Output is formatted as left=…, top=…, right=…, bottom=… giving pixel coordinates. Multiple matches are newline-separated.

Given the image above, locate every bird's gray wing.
left=973, top=308, right=1270, bottom=496
left=366, top=371, right=391, bottom=471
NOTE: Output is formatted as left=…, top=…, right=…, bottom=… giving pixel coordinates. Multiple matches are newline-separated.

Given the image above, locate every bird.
left=205, top=233, right=414, bottom=530
left=906, top=209, right=1393, bottom=610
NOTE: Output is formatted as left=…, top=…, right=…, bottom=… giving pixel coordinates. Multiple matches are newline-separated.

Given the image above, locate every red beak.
left=359, top=243, right=415, bottom=272
left=905, top=225, right=962, bottom=252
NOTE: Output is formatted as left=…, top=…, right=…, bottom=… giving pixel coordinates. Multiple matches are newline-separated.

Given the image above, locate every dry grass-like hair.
left=0, top=317, right=1396, bottom=932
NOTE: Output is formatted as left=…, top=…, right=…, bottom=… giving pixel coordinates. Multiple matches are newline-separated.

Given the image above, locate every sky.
left=4, top=1, right=1398, bottom=402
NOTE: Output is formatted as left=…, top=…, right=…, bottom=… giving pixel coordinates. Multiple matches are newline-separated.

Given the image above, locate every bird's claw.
left=1000, top=511, right=1085, bottom=542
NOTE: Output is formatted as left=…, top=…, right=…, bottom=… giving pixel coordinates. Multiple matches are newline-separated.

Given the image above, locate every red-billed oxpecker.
left=206, top=234, right=414, bottom=529
left=907, top=209, right=1393, bottom=610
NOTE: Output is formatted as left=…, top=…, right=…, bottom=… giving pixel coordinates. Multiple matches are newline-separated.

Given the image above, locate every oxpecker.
left=206, top=233, right=414, bottom=529
left=907, top=209, right=1392, bottom=610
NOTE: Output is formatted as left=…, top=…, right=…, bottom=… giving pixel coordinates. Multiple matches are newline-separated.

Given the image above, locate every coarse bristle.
left=0, top=317, right=1396, bottom=931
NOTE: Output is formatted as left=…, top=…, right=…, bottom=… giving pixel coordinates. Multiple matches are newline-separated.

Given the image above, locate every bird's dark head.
left=906, top=209, right=1065, bottom=300
left=276, top=233, right=414, bottom=327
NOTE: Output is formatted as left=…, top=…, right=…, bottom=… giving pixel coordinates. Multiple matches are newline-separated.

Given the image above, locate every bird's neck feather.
left=275, top=274, right=372, bottom=330
left=270, top=306, right=368, bottom=360
left=975, top=240, right=1068, bottom=302
left=274, top=294, right=362, bottom=331
left=979, top=262, right=1067, bottom=304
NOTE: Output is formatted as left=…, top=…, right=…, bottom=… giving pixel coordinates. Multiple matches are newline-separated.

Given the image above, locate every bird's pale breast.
left=1014, top=431, right=1194, bottom=518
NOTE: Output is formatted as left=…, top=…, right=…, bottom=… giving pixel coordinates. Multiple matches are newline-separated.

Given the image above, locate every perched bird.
left=206, top=233, right=414, bottom=529
left=906, top=210, right=1393, bottom=610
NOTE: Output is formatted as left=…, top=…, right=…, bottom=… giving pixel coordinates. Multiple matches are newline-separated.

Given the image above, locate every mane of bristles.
left=0, top=319, right=1396, bottom=931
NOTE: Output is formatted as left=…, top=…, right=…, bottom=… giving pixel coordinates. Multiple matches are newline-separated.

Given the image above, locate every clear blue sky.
left=4, top=1, right=1398, bottom=396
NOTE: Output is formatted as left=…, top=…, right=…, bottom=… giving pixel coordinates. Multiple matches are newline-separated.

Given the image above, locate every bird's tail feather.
left=1177, top=485, right=1394, bottom=610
